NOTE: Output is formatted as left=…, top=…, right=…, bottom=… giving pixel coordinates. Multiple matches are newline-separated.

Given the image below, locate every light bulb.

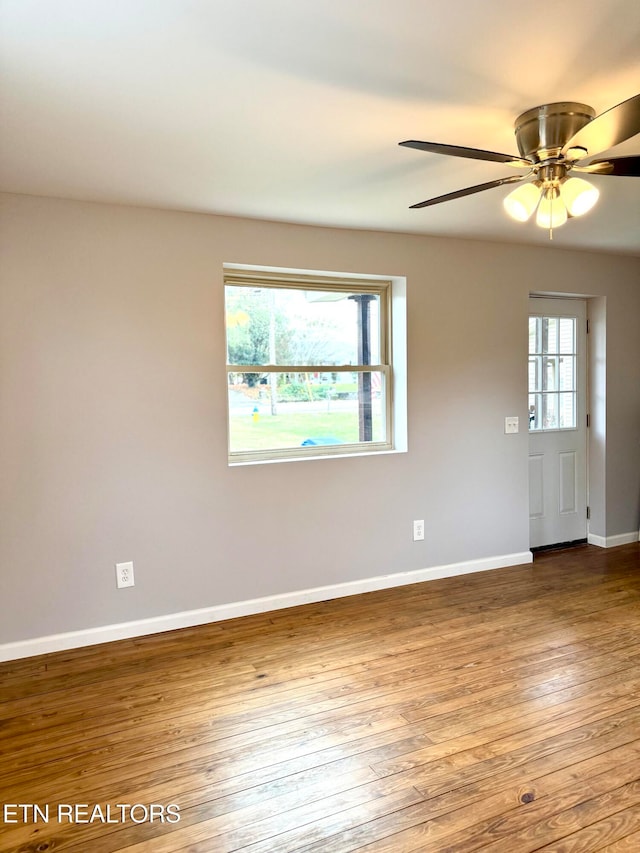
left=560, top=177, right=599, bottom=216
left=536, top=187, right=568, bottom=229
left=503, top=183, right=541, bottom=222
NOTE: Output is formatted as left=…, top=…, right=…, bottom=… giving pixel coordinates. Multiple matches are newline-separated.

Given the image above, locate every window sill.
left=228, top=446, right=407, bottom=467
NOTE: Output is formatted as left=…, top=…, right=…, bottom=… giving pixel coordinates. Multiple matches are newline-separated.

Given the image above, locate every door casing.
left=528, top=297, right=588, bottom=548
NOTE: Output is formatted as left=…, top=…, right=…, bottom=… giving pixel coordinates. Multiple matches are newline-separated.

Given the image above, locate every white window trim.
left=223, top=264, right=407, bottom=465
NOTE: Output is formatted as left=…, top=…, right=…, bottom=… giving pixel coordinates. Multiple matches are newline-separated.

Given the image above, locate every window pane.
left=543, top=394, right=558, bottom=429
left=528, top=357, right=541, bottom=392
left=528, top=313, right=578, bottom=433
left=542, top=317, right=558, bottom=354
left=559, top=317, right=575, bottom=353
left=228, top=371, right=386, bottom=453
left=559, top=356, right=575, bottom=391
left=529, top=317, right=540, bottom=354
left=559, top=392, right=576, bottom=428
left=528, top=394, right=541, bottom=431
left=225, top=285, right=380, bottom=366
left=543, top=356, right=558, bottom=391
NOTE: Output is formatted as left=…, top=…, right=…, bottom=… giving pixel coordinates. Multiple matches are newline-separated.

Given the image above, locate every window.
left=224, top=268, right=395, bottom=463
left=528, top=314, right=577, bottom=431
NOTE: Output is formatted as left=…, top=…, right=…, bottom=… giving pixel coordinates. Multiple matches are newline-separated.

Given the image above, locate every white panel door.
left=529, top=298, right=587, bottom=548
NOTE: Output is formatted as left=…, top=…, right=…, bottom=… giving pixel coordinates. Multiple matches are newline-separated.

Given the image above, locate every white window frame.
left=224, top=267, right=396, bottom=464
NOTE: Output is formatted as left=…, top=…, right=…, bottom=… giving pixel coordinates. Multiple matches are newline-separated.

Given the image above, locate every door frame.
left=528, top=295, right=588, bottom=549
left=528, top=291, right=612, bottom=548
left=584, top=295, right=607, bottom=546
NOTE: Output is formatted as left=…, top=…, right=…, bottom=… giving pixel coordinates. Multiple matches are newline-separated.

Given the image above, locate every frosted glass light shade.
left=560, top=177, right=599, bottom=216
left=503, top=183, right=540, bottom=221
left=536, top=188, right=568, bottom=229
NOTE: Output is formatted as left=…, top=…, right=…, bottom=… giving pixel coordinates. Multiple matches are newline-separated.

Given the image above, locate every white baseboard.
left=587, top=531, right=640, bottom=548
left=0, top=550, right=533, bottom=663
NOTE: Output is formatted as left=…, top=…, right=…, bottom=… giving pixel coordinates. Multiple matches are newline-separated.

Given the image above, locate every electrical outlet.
left=115, top=561, right=135, bottom=589
left=413, top=520, right=425, bottom=541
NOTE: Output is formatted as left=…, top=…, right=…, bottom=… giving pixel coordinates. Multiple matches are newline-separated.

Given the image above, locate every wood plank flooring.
left=1, top=542, right=639, bottom=852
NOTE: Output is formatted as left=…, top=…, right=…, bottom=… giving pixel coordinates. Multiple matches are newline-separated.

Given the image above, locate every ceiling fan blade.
left=409, top=174, right=527, bottom=209
left=572, top=155, right=640, bottom=177
left=399, top=140, right=531, bottom=168
left=562, top=93, right=640, bottom=157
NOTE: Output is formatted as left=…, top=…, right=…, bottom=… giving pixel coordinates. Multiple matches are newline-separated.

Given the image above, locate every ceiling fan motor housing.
left=514, top=102, right=595, bottom=162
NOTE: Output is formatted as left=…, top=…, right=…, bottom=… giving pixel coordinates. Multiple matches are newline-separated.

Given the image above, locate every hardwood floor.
left=1, top=542, right=639, bottom=852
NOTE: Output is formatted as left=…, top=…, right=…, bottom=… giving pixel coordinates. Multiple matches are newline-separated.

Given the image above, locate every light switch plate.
left=505, top=416, right=519, bottom=434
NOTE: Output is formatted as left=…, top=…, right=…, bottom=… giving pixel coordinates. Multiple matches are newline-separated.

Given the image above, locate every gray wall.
left=1, top=193, right=639, bottom=645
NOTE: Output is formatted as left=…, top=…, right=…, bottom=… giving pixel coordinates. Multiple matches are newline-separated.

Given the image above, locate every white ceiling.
left=1, top=0, right=639, bottom=255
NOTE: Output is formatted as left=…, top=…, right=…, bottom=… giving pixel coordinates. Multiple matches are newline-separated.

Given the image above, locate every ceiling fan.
left=399, top=94, right=640, bottom=235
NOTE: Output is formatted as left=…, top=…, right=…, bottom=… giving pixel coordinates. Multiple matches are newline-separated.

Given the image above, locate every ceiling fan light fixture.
left=536, top=187, right=568, bottom=229
left=401, top=92, right=640, bottom=236
left=560, top=176, right=599, bottom=216
left=503, top=182, right=540, bottom=222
